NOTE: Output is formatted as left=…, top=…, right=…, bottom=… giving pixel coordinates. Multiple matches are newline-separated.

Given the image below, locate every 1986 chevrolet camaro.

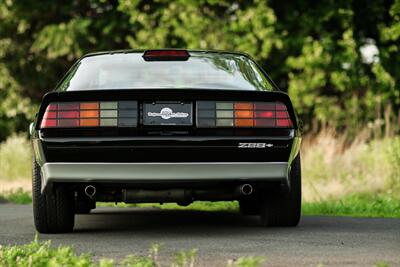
left=30, top=50, right=302, bottom=233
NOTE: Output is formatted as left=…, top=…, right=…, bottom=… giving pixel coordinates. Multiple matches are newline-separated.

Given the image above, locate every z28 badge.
left=238, top=143, right=274, bottom=148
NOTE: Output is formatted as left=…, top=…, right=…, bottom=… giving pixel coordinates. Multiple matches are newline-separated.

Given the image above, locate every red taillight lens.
left=40, top=101, right=137, bottom=129
left=58, top=111, right=79, bottom=118
left=41, top=118, right=57, bottom=128
left=143, top=50, right=190, bottom=61
left=197, top=101, right=293, bottom=128
left=255, top=111, right=274, bottom=118
left=276, top=119, right=292, bottom=127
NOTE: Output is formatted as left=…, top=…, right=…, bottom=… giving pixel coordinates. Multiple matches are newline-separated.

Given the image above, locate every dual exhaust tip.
left=239, top=184, right=253, bottom=196
left=84, top=183, right=254, bottom=198
left=84, top=185, right=96, bottom=198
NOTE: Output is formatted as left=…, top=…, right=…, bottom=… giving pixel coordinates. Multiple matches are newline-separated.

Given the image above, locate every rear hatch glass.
left=57, top=52, right=274, bottom=91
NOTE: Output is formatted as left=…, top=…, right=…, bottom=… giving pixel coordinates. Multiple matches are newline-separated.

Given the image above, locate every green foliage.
left=0, top=1, right=400, bottom=140
left=0, top=188, right=31, bottom=204
left=226, top=257, right=265, bottom=267
left=375, top=262, right=392, bottom=267
left=149, top=201, right=239, bottom=212
left=302, top=193, right=400, bottom=218
left=2, top=190, right=400, bottom=218
left=0, top=0, right=131, bottom=141
left=0, top=238, right=95, bottom=267
left=0, top=239, right=265, bottom=267
left=153, top=194, right=400, bottom=218
left=32, top=18, right=95, bottom=60
left=172, top=249, right=197, bottom=267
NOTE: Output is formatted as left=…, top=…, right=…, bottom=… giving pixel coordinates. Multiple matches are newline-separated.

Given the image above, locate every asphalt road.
left=0, top=204, right=399, bottom=267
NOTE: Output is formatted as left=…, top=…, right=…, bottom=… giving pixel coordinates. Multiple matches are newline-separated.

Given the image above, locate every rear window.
left=57, top=52, right=274, bottom=91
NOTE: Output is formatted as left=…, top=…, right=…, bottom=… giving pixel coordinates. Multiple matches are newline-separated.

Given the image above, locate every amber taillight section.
left=197, top=101, right=293, bottom=128
left=40, top=101, right=137, bottom=128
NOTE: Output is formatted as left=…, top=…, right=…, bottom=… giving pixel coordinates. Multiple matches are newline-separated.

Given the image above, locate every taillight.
left=143, top=50, right=190, bottom=61
left=197, top=101, right=293, bottom=128
left=40, top=101, right=137, bottom=129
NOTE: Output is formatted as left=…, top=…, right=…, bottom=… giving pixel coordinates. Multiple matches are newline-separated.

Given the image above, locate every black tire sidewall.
left=32, top=158, right=75, bottom=233
left=260, top=154, right=302, bottom=226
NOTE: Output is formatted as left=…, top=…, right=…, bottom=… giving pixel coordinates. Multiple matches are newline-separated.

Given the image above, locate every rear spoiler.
left=36, top=89, right=300, bottom=130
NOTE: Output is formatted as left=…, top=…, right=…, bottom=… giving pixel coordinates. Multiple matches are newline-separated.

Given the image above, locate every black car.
left=30, top=49, right=302, bottom=233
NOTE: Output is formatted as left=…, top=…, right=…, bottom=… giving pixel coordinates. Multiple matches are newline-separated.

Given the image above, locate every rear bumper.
left=40, top=162, right=289, bottom=192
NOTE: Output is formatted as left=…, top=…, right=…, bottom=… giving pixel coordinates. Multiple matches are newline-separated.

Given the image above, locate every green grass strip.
left=0, top=188, right=31, bottom=205
left=302, top=193, right=400, bottom=218
left=1, top=189, right=400, bottom=218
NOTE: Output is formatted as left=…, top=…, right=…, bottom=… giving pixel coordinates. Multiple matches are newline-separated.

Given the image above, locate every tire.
left=32, top=158, right=75, bottom=233
left=260, top=154, right=302, bottom=227
left=239, top=198, right=260, bottom=215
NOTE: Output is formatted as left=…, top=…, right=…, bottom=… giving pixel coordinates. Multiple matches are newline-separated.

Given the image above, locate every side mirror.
left=29, top=122, right=35, bottom=136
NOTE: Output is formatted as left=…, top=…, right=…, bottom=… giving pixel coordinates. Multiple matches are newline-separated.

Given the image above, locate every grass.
left=98, top=201, right=239, bottom=212
left=0, top=238, right=264, bottom=267
left=302, top=130, right=400, bottom=202
left=2, top=189, right=399, bottom=218
left=0, top=188, right=31, bottom=204
left=0, top=239, right=392, bottom=267
left=156, top=194, right=400, bottom=218
left=302, top=193, right=400, bottom=218
left=98, top=193, right=400, bottom=218
left=0, top=134, right=31, bottom=181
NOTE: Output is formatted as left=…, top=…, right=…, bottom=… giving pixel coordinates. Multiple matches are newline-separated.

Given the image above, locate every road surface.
left=0, top=204, right=399, bottom=266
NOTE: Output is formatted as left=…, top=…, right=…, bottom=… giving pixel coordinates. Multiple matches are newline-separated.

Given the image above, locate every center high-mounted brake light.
left=143, top=50, right=190, bottom=61
left=196, top=101, right=293, bottom=128
left=40, top=101, right=138, bottom=129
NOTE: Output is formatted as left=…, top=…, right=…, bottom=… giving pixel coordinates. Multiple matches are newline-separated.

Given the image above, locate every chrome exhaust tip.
left=240, top=184, right=253, bottom=196
left=84, top=185, right=96, bottom=198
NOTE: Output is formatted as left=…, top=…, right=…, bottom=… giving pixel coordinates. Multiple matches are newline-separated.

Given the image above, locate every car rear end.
left=31, top=50, right=302, bottom=233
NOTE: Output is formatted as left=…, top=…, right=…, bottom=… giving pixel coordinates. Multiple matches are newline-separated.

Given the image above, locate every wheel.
left=32, top=158, right=75, bottom=233
left=239, top=197, right=260, bottom=215
left=260, top=154, right=302, bottom=227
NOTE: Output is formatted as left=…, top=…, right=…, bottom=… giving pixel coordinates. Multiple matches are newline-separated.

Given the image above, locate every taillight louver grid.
left=196, top=101, right=292, bottom=128
left=41, top=101, right=138, bottom=128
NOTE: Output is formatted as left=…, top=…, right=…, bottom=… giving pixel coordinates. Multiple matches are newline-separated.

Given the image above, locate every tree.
left=0, top=0, right=398, bottom=141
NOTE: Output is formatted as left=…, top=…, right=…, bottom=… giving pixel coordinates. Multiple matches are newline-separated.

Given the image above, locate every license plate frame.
left=143, top=102, right=193, bottom=126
